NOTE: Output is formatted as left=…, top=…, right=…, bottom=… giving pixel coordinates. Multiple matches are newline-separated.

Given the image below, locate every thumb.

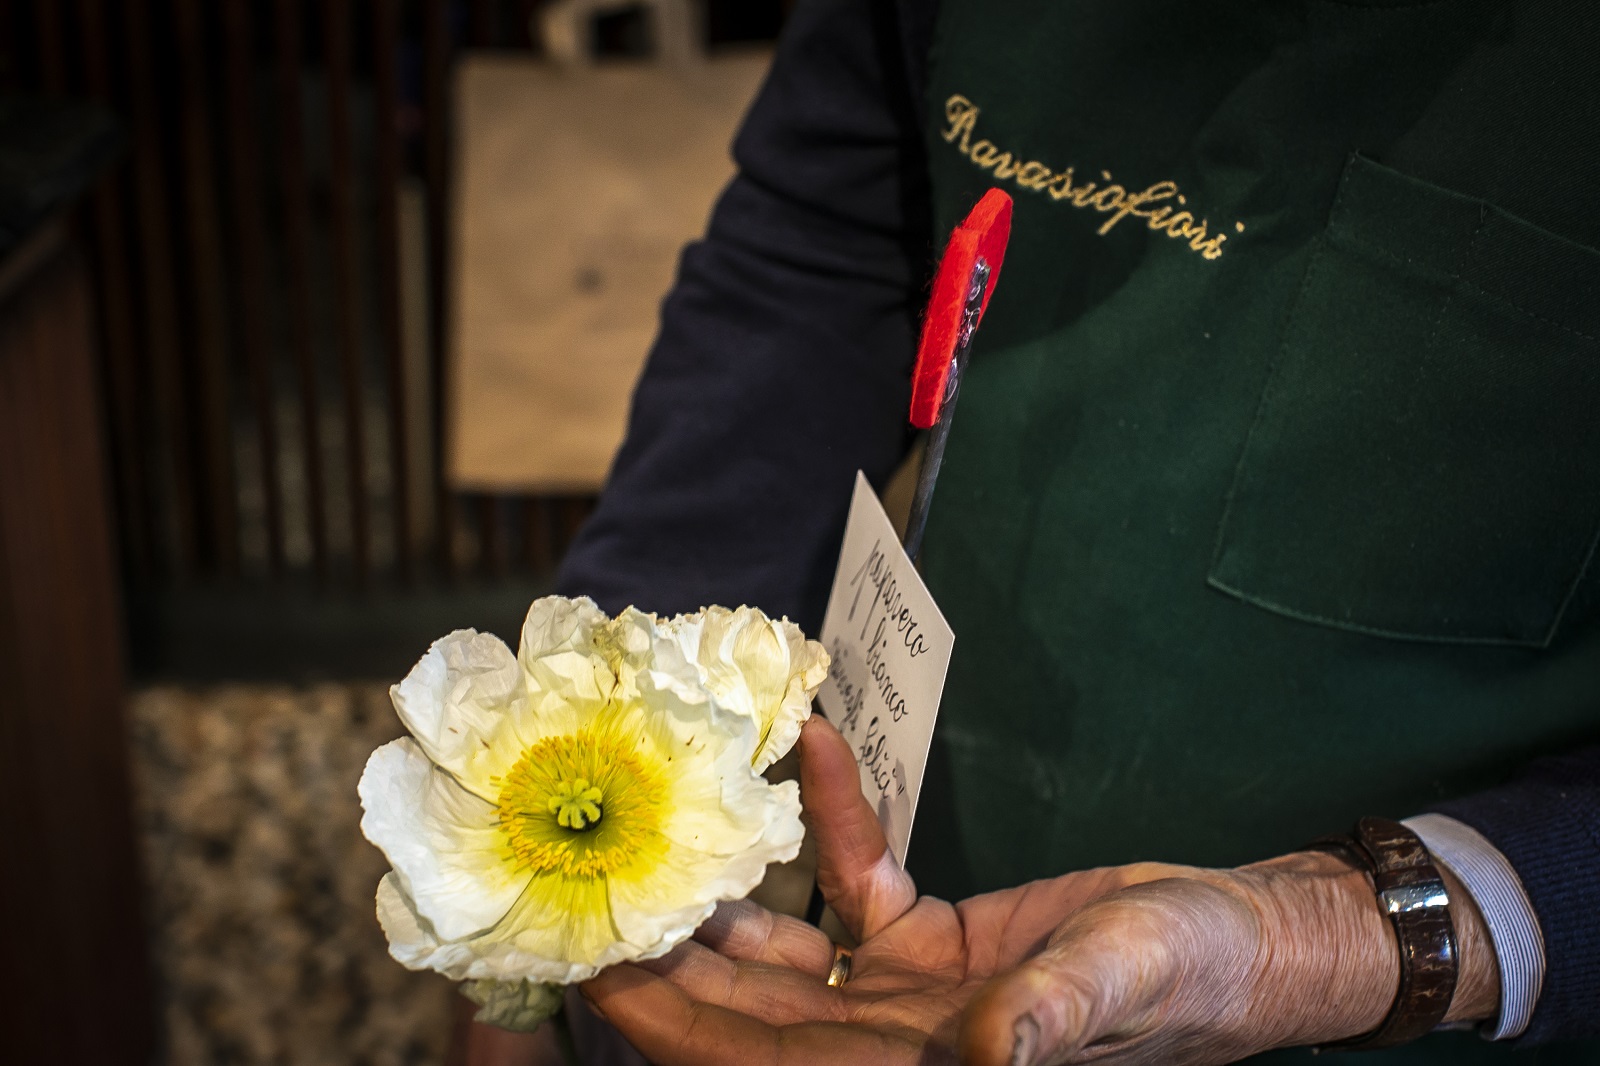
left=960, top=876, right=1264, bottom=1066
left=958, top=894, right=1186, bottom=1066
left=799, top=715, right=917, bottom=940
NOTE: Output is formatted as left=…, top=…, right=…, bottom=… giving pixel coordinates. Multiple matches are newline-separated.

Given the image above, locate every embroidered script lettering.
left=942, top=94, right=1245, bottom=261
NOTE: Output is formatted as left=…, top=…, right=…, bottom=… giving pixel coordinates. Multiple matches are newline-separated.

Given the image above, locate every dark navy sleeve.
left=554, top=0, right=935, bottom=631
left=1435, top=747, right=1600, bottom=1044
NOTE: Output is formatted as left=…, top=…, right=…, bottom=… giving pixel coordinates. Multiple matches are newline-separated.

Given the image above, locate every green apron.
left=911, top=0, right=1600, bottom=1059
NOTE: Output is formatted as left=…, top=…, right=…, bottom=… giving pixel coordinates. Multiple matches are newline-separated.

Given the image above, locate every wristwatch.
left=1308, top=816, right=1459, bottom=1050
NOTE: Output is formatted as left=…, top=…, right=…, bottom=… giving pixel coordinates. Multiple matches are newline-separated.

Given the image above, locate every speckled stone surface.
left=128, top=684, right=457, bottom=1066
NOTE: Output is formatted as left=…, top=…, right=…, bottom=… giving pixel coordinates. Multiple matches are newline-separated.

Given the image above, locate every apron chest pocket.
left=1208, top=154, right=1600, bottom=648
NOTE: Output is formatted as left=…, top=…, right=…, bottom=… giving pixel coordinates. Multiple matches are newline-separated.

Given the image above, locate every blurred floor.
left=129, top=684, right=456, bottom=1066
left=126, top=680, right=827, bottom=1066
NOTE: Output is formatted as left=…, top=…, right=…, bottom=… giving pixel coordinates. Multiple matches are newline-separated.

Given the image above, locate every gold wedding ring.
left=826, top=944, right=853, bottom=988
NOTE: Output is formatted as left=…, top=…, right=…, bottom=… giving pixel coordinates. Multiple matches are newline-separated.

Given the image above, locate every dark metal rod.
left=323, top=0, right=371, bottom=585
left=273, top=0, right=329, bottom=584
left=423, top=0, right=455, bottom=577
left=222, top=0, right=286, bottom=576
left=78, top=0, right=151, bottom=578
left=372, top=0, right=413, bottom=580
left=125, top=0, right=197, bottom=574
left=172, top=0, right=241, bottom=577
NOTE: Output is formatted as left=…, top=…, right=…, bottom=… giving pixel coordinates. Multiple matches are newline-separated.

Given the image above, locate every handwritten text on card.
left=817, top=472, right=954, bottom=866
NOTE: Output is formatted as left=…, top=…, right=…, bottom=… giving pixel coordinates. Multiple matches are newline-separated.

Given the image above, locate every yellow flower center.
left=493, top=729, right=668, bottom=879
left=548, top=778, right=604, bottom=830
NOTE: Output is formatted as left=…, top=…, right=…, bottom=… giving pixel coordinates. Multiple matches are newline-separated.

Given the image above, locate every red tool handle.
left=908, top=188, right=1014, bottom=429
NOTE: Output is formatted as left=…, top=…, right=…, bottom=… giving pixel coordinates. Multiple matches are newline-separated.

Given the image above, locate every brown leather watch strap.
left=1308, top=816, right=1459, bottom=1051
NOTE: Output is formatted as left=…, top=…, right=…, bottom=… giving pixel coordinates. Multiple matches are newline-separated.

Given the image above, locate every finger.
left=800, top=715, right=917, bottom=940
left=695, top=898, right=835, bottom=975
left=584, top=962, right=922, bottom=1066
left=637, top=939, right=845, bottom=1026
left=584, top=964, right=784, bottom=1066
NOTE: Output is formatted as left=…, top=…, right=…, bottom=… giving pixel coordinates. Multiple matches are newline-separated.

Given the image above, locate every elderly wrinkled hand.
left=581, top=717, right=1496, bottom=1065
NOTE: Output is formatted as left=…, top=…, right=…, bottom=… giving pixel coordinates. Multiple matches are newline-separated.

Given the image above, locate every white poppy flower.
left=359, top=596, right=827, bottom=1030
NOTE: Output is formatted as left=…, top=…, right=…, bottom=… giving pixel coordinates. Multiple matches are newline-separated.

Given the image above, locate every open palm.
left=582, top=717, right=1202, bottom=1065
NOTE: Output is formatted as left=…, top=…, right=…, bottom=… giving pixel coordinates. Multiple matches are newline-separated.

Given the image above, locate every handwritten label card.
left=816, top=471, right=955, bottom=866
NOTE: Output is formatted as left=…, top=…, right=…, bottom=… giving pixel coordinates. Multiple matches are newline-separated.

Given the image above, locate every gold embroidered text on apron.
left=941, top=95, right=1245, bottom=261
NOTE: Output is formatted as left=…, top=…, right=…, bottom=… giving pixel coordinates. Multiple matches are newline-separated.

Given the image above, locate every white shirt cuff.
left=1404, top=812, right=1546, bottom=1040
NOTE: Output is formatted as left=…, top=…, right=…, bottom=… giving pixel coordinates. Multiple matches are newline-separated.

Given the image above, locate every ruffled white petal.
left=596, top=606, right=662, bottom=701
left=757, top=618, right=828, bottom=771
left=607, top=778, right=803, bottom=951
left=663, top=757, right=803, bottom=854
left=475, top=874, right=630, bottom=983
left=379, top=872, right=599, bottom=984
left=461, top=979, right=563, bottom=1032
left=664, top=606, right=829, bottom=770
left=359, top=739, right=531, bottom=942
left=518, top=596, right=615, bottom=737
left=376, top=872, right=484, bottom=979
left=381, top=871, right=625, bottom=984
left=390, top=630, right=527, bottom=794
left=608, top=663, right=760, bottom=790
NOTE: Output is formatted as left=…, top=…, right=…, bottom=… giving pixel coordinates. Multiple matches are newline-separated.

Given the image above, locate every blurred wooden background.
left=0, top=0, right=786, bottom=678
left=0, top=3, right=786, bottom=1063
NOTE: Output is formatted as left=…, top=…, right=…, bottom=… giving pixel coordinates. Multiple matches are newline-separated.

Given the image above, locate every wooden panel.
left=0, top=229, right=154, bottom=1065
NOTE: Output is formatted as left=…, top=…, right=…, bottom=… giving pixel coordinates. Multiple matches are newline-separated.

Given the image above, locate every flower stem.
left=551, top=1004, right=580, bottom=1066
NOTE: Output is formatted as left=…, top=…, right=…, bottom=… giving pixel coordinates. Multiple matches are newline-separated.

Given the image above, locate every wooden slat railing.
left=172, top=0, right=241, bottom=577
left=79, top=0, right=151, bottom=578
left=423, top=0, right=458, bottom=579
left=222, top=0, right=287, bottom=576
left=322, top=0, right=373, bottom=586
left=272, top=0, right=332, bottom=584
left=124, top=0, right=199, bottom=574
left=0, top=0, right=782, bottom=605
